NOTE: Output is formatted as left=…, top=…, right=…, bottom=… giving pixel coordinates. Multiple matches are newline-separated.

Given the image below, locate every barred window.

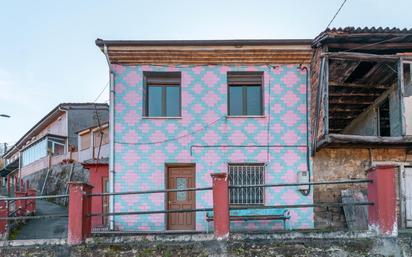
left=228, top=164, right=265, bottom=205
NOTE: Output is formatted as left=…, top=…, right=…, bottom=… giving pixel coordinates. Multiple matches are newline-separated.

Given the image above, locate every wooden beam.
left=329, top=99, right=374, bottom=105
left=329, top=81, right=389, bottom=89
left=327, top=42, right=412, bottom=51
left=329, top=92, right=382, bottom=97
left=329, top=115, right=360, bottom=120
left=324, top=133, right=412, bottom=145
left=322, top=52, right=399, bottom=62
left=329, top=108, right=363, bottom=112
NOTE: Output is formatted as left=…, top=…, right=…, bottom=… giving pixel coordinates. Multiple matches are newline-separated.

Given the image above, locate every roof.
left=95, top=38, right=312, bottom=47
left=76, top=122, right=109, bottom=134
left=313, top=27, right=412, bottom=52
left=3, top=103, right=109, bottom=159
left=96, top=38, right=313, bottom=65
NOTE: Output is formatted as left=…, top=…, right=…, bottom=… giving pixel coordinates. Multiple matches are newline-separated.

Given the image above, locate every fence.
left=0, top=165, right=398, bottom=244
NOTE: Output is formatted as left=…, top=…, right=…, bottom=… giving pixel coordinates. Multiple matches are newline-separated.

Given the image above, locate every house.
left=0, top=103, right=109, bottom=195
left=77, top=122, right=110, bottom=229
left=96, top=38, right=314, bottom=231
left=310, top=27, right=412, bottom=229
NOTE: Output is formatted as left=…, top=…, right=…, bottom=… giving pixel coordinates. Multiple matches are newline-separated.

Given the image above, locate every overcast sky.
left=1, top=0, right=411, bottom=145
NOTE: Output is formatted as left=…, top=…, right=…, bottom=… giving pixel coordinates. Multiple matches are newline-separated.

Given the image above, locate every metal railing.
left=0, top=179, right=373, bottom=221
left=86, top=179, right=373, bottom=217
left=0, top=194, right=68, bottom=220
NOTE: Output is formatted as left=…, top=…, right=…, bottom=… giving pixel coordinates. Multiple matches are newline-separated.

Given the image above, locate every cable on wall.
left=114, top=116, right=225, bottom=146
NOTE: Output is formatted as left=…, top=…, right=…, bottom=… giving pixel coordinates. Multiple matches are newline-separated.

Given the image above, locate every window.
left=378, top=98, right=390, bottom=137
left=21, top=138, right=47, bottom=166
left=228, top=72, right=263, bottom=116
left=228, top=164, right=265, bottom=205
left=144, top=72, right=181, bottom=117
left=47, top=137, right=66, bottom=156
left=93, top=127, right=109, bottom=147
left=404, top=62, right=412, bottom=97
left=80, top=132, right=91, bottom=150
left=21, top=136, right=67, bottom=166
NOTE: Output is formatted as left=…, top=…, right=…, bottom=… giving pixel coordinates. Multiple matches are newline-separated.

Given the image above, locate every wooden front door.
left=167, top=166, right=195, bottom=230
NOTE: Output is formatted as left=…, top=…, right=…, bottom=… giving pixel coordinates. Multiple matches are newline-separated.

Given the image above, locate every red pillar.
left=211, top=173, right=230, bottom=239
left=0, top=200, right=8, bottom=239
left=67, top=182, right=93, bottom=245
left=26, top=189, right=37, bottom=214
left=367, top=165, right=397, bottom=236
left=14, top=191, right=27, bottom=216
left=7, top=176, right=10, bottom=195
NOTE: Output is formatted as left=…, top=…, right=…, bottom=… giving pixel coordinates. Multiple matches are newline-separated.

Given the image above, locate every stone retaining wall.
left=1, top=232, right=412, bottom=257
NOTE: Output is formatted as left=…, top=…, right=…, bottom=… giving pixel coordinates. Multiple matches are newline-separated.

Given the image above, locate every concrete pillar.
left=26, top=189, right=37, bottom=214
left=67, top=182, right=93, bottom=245
left=367, top=165, right=397, bottom=236
left=0, top=200, right=8, bottom=239
left=211, top=173, right=230, bottom=239
left=14, top=191, right=27, bottom=216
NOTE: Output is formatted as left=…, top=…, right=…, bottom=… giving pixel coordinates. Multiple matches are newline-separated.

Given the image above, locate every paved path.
left=15, top=200, right=67, bottom=239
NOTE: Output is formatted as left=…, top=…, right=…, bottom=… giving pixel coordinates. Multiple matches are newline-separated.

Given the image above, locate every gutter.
left=103, top=44, right=116, bottom=230
left=95, top=38, right=313, bottom=47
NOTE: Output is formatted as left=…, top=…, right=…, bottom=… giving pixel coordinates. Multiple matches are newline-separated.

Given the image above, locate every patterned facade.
left=111, top=64, right=313, bottom=231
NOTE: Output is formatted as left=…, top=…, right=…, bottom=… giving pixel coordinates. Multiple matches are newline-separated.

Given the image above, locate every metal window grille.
left=228, top=164, right=264, bottom=205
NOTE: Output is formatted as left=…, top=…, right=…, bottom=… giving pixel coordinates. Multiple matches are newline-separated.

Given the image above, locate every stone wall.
left=312, top=148, right=409, bottom=229
left=1, top=233, right=412, bottom=257
left=24, top=163, right=88, bottom=206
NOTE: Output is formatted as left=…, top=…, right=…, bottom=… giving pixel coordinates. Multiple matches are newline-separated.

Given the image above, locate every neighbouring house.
left=77, top=123, right=110, bottom=229
left=96, top=38, right=314, bottom=231
left=0, top=103, right=109, bottom=196
left=310, top=27, right=412, bottom=229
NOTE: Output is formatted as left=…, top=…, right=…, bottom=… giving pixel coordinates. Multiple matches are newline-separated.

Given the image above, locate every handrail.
left=87, top=186, right=213, bottom=197
left=0, top=194, right=69, bottom=201
left=88, top=207, right=214, bottom=217
left=229, top=179, right=372, bottom=189
left=86, top=179, right=372, bottom=197
left=0, top=213, right=68, bottom=220
left=87, top=201, right=373, bottom=217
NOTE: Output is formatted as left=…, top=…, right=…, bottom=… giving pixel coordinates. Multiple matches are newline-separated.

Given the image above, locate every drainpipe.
left=103, top=44, right=116, bottom=230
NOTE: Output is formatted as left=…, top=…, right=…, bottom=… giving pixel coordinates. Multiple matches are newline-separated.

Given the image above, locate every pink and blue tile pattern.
left=112, top=64, right=314, bottom=231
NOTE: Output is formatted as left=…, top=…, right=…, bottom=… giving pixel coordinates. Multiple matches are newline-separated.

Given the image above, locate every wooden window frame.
left=227, top=72, right=264, bottom=116
left=143, top=72, right=182, bottom=117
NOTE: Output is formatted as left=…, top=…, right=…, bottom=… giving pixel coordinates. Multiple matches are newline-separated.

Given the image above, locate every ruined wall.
left=24, top=163, right=88, bottom=206
left=313, top=148, right=408, bottom=229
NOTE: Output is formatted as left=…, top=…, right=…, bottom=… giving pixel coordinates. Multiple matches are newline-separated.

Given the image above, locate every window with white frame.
left=47, top=137, right=66, bottom=156
left=228, top=164, right=265, bottom=205
left=21, top=136, right=66, bottom=166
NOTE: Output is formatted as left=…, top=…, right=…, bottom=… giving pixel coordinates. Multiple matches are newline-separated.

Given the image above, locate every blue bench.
left=206, top=208, right=291, bottom=230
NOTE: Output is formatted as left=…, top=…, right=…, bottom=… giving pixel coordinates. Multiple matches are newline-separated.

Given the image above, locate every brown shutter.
left=144, top=72, right=181, bottom=85
left=227, top=72, right=263, bottom=85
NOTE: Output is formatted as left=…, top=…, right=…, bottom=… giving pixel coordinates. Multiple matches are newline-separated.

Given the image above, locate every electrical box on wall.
left=298, top=170, right=309, bottom=192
